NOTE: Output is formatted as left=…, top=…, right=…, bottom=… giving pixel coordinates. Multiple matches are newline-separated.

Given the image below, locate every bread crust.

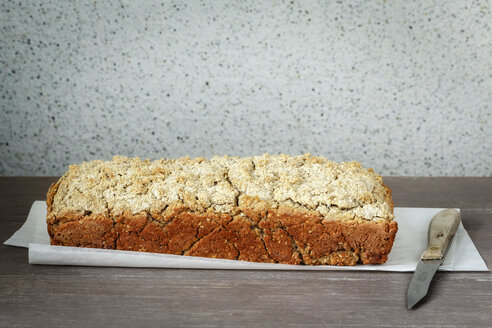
left=47, top=192, right=397, bottom=266
left=46, top=155, right=398, bottom=266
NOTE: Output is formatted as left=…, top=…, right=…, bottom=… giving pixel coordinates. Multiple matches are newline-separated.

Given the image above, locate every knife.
left=407, top=209, right=461, bottom=309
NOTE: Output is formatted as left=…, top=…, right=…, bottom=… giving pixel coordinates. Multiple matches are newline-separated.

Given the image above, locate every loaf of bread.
left=46, top=154, right=397, bottom=265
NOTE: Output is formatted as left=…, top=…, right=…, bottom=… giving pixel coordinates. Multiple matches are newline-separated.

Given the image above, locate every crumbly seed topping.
left=51, top=154, right=394, bottom=221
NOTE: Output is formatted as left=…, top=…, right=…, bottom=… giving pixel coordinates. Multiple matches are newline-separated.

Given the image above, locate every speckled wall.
left=1, top=1, right=490, bottom=176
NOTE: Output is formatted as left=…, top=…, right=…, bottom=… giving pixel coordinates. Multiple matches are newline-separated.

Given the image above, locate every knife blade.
left=407, top=209, right=461, bottom=309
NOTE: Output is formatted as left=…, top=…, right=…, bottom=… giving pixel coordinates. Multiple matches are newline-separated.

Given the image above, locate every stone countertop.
left=0, top=1, right=490, bottom=176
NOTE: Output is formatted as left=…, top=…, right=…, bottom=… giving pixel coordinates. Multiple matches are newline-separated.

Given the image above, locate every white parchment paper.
left=4, top=201, right=488, bottom=271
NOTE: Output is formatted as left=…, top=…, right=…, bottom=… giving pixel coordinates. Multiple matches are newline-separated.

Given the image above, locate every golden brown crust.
left=49, top=154, right=395, bottom=222
left=46, top=154, right=398, bottom=266
left=47, top=204, right=397, bottom=266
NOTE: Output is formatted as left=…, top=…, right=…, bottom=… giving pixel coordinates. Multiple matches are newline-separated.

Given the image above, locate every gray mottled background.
left=1, top=0, right=491, bottom=176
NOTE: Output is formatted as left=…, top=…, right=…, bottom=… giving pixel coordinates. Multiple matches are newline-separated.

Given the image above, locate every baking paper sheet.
left=4, top=201, right=488, bottom=271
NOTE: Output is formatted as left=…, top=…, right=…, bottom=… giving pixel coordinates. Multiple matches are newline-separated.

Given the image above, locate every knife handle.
left=421, top=209, right=461, bottom=261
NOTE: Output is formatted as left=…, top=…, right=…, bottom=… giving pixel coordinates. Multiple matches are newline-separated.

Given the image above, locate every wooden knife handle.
left=421, top=209, right=461, bottom=261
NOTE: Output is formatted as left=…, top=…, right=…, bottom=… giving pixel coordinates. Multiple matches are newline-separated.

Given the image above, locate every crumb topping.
left=50, top=154, right=394, bottom=221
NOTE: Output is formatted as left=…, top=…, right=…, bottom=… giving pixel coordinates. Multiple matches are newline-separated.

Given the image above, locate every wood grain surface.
left=0, top=177, right=491, bottom=327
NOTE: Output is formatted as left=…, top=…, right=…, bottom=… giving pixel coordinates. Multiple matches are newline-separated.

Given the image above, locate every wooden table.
left=1, top=177, right=491, bottom=327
